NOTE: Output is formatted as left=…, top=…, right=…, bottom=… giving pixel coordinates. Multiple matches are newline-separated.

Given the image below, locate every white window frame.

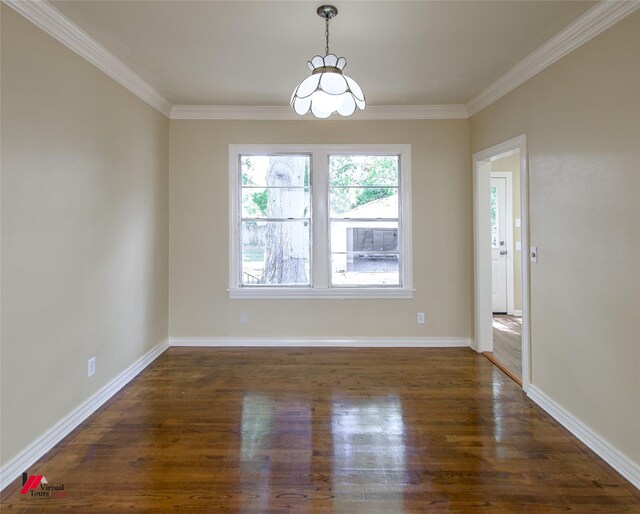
left=229, top=144, right=413, bottom=299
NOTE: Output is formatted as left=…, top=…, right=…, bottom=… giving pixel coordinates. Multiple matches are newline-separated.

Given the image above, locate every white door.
left=491, top=177, right=507, bottom=313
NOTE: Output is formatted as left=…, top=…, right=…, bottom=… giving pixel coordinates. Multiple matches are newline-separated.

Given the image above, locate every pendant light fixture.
left=291, top=5, right=366, bottom=118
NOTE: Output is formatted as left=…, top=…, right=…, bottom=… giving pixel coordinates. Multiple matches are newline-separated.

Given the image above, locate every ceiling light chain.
left=290, top=5, right=366, bottom=119
left=325, top=15, right=330, bottom=56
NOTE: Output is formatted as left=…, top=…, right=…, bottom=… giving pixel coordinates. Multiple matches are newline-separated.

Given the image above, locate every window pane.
left=329, top=155, right=398, bottom=186
left=490, top=185, right=499, bottom=248
left=330, top=221, right=399, bottom=285
left=242, top=221, right=310, bottom=286
left=241, top=155, right=310, bottom=187
left=330, top=187, right=398, bottom=218
left=331, top=254, right=400, bottom=286
left=242, top=188, right=310, bottom=219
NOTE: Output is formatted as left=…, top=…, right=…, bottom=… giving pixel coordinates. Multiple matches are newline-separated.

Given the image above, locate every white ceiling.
left=51, top=0, right=595, bottom=107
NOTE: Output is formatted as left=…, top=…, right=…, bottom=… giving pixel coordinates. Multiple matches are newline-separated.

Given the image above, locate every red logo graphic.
left=20, top=475, right=45, bottom=495
left=19, top=472, right=65, bottom=498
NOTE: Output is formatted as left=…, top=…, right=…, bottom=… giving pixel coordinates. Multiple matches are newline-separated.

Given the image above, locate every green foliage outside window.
left=330, top=155, right=398, bottom=214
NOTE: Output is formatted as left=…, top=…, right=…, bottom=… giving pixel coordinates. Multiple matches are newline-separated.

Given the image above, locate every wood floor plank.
left=491, top=315, right=522, bottom=379
left=1, top=347, right=638, bottom=512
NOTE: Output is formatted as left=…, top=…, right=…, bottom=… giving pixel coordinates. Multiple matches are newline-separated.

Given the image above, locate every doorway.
left=491, top=159, right=520, bottom=380
left=473, top=135, right=530, bottom=390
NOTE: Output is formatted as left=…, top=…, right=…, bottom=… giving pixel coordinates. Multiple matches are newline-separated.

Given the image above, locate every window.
left=229, top=145, right=412, bottom=298
left=329, top=155, right=400, bottom=286
left=240, top=155, right=311, bottom=286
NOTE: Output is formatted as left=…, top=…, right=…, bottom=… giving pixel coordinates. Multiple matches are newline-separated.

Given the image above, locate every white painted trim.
left=473, top=138, right=522, bottom=163
left=228, top=146, right=240, bottom=293
left=171, top=104, right=469, bottom=120
left=473, top=135, right=530, bottom=391
left=228, top=144, right=413, bottom=298
left=229, top=287, right=415, bottom=299
left=170, top=337, right=471, bottom=348
left=511, top=310, right=522, bottom=317
left=491, top=171, right=515, bottom=315
left=0, top=339, right=169, bottom=492
left=519, top=141, right=531, bottom=391
left=2, top=0, right=172, bottom=117
left=466, top=1, right=640, bottom=116
left=473, top=158, right=493, bottom=354
left=528, top=385, right=640, bottom=490
left=312, top=152, right=330, bottom=289
left=399, top=148, right=413, bottom=292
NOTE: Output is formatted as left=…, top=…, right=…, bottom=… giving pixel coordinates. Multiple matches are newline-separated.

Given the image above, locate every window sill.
left=228, top=287, right=414, bottom=299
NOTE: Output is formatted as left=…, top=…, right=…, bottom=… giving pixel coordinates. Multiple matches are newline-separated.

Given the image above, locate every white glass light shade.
left=291, top=54, right=365, bottom=118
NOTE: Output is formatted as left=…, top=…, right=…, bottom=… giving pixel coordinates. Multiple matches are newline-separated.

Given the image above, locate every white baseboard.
left=508, top=310, right=523, bottom=317
left=0, top=338, right=169, bottom=492
left=170, top=337, right=471, bottom=348
left=527, top=385, right=640, bottom=490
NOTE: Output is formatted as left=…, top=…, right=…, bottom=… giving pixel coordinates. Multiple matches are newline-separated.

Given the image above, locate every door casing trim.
left=472, top=134, right=530, bottom=391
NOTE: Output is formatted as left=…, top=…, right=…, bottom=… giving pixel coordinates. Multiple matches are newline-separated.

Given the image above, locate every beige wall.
left=4, top=0, right=637, bottom=484
left=470, top=12, right=640, bottom=464
left=491, top=152, right=522, bottom=312
left=170, top=120, right=471, bottom=339
left=1, top=5, right=169, bottom=466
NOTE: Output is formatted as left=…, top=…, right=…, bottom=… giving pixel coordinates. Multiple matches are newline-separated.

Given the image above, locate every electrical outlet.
left=88, top=357, right=96, bottom=377
left=240, top=311, right=249, bottom=325
left=417, top=312, right=425, bottom=325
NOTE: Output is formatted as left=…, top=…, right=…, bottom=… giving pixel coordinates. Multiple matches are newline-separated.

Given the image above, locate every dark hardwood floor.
left=2, top=347, right=639, bottom=512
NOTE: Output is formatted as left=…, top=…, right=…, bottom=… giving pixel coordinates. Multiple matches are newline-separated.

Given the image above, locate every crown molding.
left=8, top=0, right=637, bottom=122
left=170, top=104, right=469, bottom=120
left=3, top=0, right=172, bottom=117
left=466, top=0, right=640, bottom=116
left=344, top=104, right=469, bottom=120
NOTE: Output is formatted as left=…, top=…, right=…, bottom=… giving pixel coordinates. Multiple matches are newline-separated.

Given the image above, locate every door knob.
left=500, top=241, right=505, bottom=246
left=500, top=250, right=507, bottom=255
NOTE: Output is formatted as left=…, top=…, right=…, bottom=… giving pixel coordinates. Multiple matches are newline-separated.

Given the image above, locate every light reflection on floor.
left=491, top=378, right=506, bottom=443
left=239, top=392, right=313, bottom=510
left=331, top=395, right=406, bottom=511
left=239, top=392, right=275, bottom=511
left=232, top=375, right=556, bottom=510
